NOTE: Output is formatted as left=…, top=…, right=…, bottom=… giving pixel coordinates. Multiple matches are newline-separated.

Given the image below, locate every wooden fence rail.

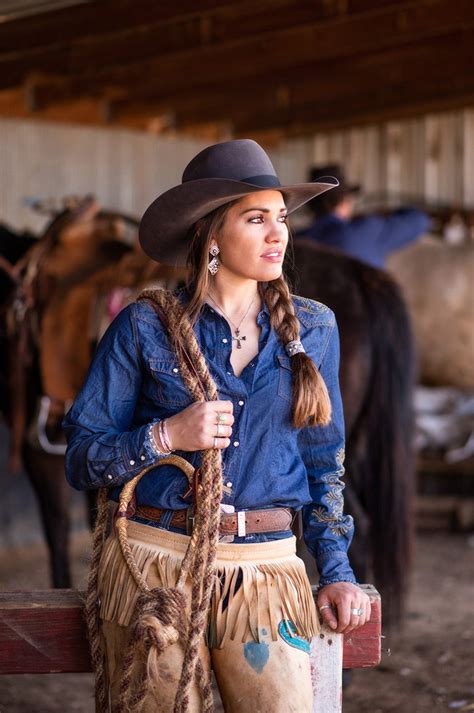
left=0, top=585, right=381, bottom=713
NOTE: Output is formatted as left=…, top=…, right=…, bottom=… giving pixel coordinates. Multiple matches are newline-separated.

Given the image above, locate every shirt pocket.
left=148, top=357, right=193, bottom=407
left=276, top=354, right=293, bottom=402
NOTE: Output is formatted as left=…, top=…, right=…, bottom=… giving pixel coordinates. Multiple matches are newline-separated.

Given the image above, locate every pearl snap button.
left=226, top=481, right=233, bottom=488
left=233, top=441, right=239, bottom=447
left=222, top=338, right=228, bottom=344
left=107, top=474, right=113, bottom=480
left=129, top=459, right=135, bottom=466
left=238, top=400, right=244, bottom=406
left=140, top=455, right=146, bottom=461
left=172, top=367, right=179, bottom=373
left=226, top=371, right=232, bottom=375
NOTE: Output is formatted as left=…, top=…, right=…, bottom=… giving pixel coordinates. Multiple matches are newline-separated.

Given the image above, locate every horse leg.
left=23, top=446, right=71, bottom=588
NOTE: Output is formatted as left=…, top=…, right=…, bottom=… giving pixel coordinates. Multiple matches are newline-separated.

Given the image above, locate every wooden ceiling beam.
left=6, top=0, right=473, bottom=103
left=0, top=0, right=257, bottom=53
left=3, top=74, right=473, bottom=139
left=2, top=0, right=407, bottom=53
left=2, top=28, right=472, bottom=136
left=0, top=0, right=303, bottom=89
left=230, top=75, right=474, bottom=138
left=107, top=30, right=474, bottom=125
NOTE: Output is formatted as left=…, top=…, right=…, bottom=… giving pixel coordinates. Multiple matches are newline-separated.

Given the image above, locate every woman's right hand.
left=159, top=400, right=234, bottom=452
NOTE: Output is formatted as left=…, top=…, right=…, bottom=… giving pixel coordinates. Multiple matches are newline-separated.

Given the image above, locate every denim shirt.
left=63, top=293, right=356, bottom=586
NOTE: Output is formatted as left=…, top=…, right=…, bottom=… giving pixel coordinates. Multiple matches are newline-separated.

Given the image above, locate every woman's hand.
left=161, top=400, right=234, bottom=452
left=316, top=582, right=371, bottom=634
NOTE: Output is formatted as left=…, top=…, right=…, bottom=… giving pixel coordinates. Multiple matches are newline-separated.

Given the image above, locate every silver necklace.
left=208, top=293, right=255, bottom=349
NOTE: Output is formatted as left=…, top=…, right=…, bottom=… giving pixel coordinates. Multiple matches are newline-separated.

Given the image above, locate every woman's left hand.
left=316, top=582, right=371, bottom=634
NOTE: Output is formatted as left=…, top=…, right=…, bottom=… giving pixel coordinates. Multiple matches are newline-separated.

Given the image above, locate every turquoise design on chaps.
left=243, top=640, right=270, bottom=673
left=278, top=620, right=311, bottom=654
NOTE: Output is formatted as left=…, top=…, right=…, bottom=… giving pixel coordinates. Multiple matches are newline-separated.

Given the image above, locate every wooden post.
left=310, top=584, right=381, bottom=712
left=311, top=625, right=343, bottom=713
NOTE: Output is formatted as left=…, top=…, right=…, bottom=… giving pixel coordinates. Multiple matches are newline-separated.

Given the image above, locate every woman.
left=64, top=139, right=370, bottom=713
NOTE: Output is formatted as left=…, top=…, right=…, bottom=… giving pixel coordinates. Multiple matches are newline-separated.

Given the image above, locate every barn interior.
left=0, top=2, right=473, bottom=712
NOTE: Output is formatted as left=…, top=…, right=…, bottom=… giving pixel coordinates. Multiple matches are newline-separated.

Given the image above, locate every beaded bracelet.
left=159, top=419, right=173, bottom=452
left=147, top=420, right=172, bottom=456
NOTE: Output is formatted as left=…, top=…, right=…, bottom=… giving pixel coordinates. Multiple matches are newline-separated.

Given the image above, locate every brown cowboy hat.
left=139, top=139, right=338, bottom=265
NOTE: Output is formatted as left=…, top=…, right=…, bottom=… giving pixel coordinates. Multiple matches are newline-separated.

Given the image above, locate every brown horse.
left=1, top=198, right=185, bottom=587
left=292, top=239, right=415, bottom=622
left=1, top=199, right=136, bottom=585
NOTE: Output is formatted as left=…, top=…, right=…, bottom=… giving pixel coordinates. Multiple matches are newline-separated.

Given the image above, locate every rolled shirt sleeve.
left=300, top=321, right=356, bottom=586
left=63, top=305, right=166, bottom=490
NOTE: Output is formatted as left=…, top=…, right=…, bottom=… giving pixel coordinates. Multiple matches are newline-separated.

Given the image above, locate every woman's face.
left=212, top=190, right=289, bottom=284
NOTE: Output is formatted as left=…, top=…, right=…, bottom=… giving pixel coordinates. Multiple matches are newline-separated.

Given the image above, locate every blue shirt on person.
left=297, top=208, right=430, bottom=268
left=63, top=292, right=356, bottom=587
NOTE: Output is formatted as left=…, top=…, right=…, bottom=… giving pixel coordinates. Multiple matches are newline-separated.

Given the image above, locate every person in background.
left=298, top=165, right=430, bottom=269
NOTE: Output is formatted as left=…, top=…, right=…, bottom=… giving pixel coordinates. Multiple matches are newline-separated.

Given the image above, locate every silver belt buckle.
left=237, top=511, right=246, bottom=537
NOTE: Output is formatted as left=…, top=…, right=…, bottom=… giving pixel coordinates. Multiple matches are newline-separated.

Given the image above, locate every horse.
left=1, top=208, right=414, bottom=623
left=388, top=236, right=474, bottom=390
left=1, top=198, right=186, bottom=587
left=292, top=239, right=415, bottom=622
left=0, top=198, right=136, bottom=586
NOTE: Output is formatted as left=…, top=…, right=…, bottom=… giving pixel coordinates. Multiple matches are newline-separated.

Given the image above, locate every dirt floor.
left=1, top=525, right=473, bottom=713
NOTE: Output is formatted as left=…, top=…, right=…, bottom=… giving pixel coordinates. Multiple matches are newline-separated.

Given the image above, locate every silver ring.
left=216, top=412, right=226, bottom=424
left=351, top=607, right=363, bottom=616
left=216, top=423, right=224, bottom=436
left=214, top=436, right=218, bottom=448
left=319, top=604, right=331, bottom=611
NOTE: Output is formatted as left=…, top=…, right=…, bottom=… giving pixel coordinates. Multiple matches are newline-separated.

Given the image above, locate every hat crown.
left=310, top=164, right=346, bottom=184
left=182, top=139, right=279, bottom=184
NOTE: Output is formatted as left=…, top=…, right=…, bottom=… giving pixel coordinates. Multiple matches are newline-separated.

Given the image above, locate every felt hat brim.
left=139, top=176, right=338, bottom=265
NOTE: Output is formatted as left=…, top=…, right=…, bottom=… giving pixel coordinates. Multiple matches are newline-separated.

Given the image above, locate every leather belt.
left=134, top=505, right=293, bottom=536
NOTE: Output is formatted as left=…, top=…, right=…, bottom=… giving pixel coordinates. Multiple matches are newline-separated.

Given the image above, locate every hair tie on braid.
left=285, top=340, right=305, bottom=357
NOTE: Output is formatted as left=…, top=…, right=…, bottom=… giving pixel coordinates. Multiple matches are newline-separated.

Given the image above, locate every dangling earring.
left=208, top=245, right=220, bottom=275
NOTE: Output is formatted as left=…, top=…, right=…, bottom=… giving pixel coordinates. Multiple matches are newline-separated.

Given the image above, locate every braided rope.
left=142, top=290, right=223, bottom=713
left=87, top=289, right=223, bottom=713
left=85, top=487, right=110, bottom=712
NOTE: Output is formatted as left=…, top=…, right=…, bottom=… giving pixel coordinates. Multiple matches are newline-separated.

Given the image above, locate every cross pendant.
left=233, top=328, right=246, bottom=349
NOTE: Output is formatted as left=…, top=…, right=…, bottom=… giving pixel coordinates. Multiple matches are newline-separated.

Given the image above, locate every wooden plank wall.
left=0, top=108, right=473, bottom=234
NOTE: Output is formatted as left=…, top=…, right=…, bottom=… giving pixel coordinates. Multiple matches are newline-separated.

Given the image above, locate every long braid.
left=263, top=277, right=332, bottom=427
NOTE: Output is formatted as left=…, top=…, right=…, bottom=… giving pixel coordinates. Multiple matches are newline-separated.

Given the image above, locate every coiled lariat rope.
left=85, top=289, right=223, bottom=713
